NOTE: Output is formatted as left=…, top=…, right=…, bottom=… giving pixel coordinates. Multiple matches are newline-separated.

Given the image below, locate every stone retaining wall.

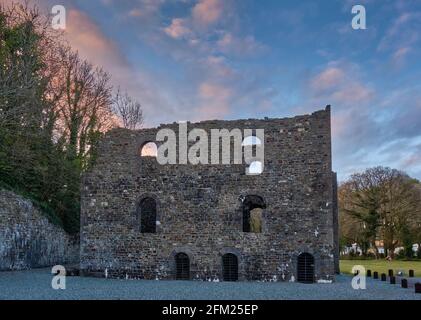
left=0, top=190, right=79, bottom=271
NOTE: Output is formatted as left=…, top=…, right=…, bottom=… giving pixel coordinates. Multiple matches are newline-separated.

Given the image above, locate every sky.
left=3, top=0, right=421, bottom=181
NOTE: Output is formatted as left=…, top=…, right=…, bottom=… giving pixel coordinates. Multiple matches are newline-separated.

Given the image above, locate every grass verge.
left=340, top=259, right=421, bottom=277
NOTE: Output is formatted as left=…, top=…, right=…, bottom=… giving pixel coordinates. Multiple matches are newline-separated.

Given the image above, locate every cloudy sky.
left=4, top=0, right=421, bottom=181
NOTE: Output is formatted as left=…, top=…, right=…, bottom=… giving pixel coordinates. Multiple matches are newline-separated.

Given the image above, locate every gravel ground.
left=0, top=268, right=420, bottom=300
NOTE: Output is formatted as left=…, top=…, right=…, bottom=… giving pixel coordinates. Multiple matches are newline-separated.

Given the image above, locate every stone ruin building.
left=80, top=105, right=339, bottom=283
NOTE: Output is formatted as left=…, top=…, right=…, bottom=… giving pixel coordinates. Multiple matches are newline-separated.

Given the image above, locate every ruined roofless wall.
left=80, top=106, right=337, bottom=282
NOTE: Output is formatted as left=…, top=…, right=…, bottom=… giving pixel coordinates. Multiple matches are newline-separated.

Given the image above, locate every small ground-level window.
left=242, top=195, right=265, bottom=233
left=139, top=197, right=156, bottom=233
left=140, top=142, right=157, bottom=157
left=297, top=253, right=315, bottom=283
left=222, top=253, right=238, bottom=281
left=175, top=253, right=190, bottom=280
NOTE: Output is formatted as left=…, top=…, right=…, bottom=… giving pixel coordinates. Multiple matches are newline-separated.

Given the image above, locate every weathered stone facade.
left=80, top=106, right=338, bottom=282
left=0, top=190, right=79, bottom=271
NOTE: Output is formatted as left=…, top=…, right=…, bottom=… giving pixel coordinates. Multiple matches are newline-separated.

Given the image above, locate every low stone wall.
left=0, top=190, right=79, bottom=271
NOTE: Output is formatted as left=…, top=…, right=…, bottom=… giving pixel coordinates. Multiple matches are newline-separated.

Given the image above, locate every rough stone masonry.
left=80, top=106, right=339, bottom=282
left=0, top=190, right=79, bottom=271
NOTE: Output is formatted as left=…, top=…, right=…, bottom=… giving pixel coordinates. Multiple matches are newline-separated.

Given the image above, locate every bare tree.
left=0, top=2, right=128, bottom=233
left=55, top=48, right=116, bottom=164
left=339, top=166, right=421, bottom=259
left=380, top=172, right=421, bottom=258
left=0, top=1, right=65, bottom=136
left=0, top=3, right=43, bottom=128
left=112, top=87, right=144, bottom=130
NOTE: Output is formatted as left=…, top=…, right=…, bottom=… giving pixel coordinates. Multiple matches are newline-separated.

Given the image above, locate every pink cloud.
left=392, top=46, right=411, bottom=66
left=402, top=153, right=421, bottom=168
left=125, top=0, right=166, bottom=19
left=164, top=18, right=192, bottom=39
left=65, top=9, right=127, bottom=69
left=309, top=63, right=375, bottom=105
left=393, top=47, right=411, bottom=59
left=61, top=8, right=185, bottom=127
left=204, top=56, right=235, bottom=78
left=162, top=0, right=226, bottom=39
left=217, top=32, right=267, bottom=57
left=331, top=82, right=374, bottom=103
left=128, top=9, right=143, bottom=17
left=199, top=82, right=232, bottom=99
left=192, top=0, right=224, bottom=27
left=378, top=12, right=421, bottom=52
left=331, top=111, right=349, bottom=138
left=161, top=1, right=265, bottom=59
left=196, top=82, right=233, bottom=119
left=311, top=67, right=345, bottom=92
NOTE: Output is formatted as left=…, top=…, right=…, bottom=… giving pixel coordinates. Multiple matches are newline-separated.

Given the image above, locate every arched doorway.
left=175, top=253, right=190, bottom=280
left=222, top=253, right=238, bottom=281
left=297, top=253, right=315, bottom=283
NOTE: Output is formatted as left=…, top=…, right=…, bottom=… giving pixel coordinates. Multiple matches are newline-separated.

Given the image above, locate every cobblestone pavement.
left=0, top=268, right=420, bottom=300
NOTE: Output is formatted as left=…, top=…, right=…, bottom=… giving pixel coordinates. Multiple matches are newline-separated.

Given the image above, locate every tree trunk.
left=371, top=240, right=379, bottom=259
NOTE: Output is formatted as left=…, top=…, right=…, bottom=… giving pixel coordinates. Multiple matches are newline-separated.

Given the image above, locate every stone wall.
left=0, top=190, right=79, bottom=271
left=81, top=106, right=338, bottom=282
left=332, top=172, right=340, bottom=274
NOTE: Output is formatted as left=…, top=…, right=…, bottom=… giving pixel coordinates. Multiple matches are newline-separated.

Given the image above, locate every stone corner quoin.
left=80, top=105, right=339, bottom=282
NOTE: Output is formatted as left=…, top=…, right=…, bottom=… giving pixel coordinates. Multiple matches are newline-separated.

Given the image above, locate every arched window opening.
left=139, top=197, right=156, bottom=233
left=175, top=253, right=190, bottom=280
left=242, top=195, right=265, bottom=233
left=249, top=208, right=263, bottom=233
left=140, top=142, right=157, bottom=157
left=222, top=253, right=238, bottom=281
left=297, top=253, right=315, bottom=283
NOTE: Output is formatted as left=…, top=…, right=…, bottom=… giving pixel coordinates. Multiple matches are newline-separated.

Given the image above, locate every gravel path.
left=0, top=268, right=420, bottom=300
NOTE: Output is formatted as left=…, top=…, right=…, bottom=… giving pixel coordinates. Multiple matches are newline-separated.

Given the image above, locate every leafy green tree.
left=0, top=3, right=142, bottom=234
left=0, top=3, right=84, bottom=233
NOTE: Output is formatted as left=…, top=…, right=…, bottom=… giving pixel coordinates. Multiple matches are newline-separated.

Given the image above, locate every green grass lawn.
left=340, top=260, right=421, bottom=277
